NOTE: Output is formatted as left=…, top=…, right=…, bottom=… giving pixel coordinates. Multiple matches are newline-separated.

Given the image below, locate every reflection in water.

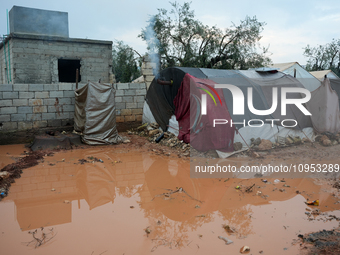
left=0, top=146, right=339, bottom=255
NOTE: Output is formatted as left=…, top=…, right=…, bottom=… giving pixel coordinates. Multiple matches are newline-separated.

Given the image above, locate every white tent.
left=310, top=70, right=340, bottom=81
left=270, top=62, right=321, bottom=92
left=306, top=78, right=340, bottom=133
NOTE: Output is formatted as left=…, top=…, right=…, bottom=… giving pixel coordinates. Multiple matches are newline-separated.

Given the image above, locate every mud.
left=299, top=229, right=340, bottom=254
left=0, top=134, right=340, bottom=254
left=0, top=148, right=53, bottom=200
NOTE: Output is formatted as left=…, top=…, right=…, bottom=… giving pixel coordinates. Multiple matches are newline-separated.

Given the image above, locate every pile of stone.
left=233, top=135, right=312, bottom=152
left=128, top=123, right=191, bottom=156
left=315, top=133, right=340, bottom=147
left=232, top=132, right=340, bottom=153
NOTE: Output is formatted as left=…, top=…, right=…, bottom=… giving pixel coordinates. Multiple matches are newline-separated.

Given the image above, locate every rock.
left=285, top=137, right=294, bottom=145
left=123, top=139, right=131, bottom=144
left=249, top=150, right=260, bottom=158
left=148, top=129, right=160, bottom=137
left=258, top=139, right=272, bottom=151
left=332, top=140, right=338, bottom=146
left=322, top=139, right=332, bottom=146
left=320, top=135, right=329, bottom=142
left=205, top=150, right=219, bottom=158
left=0, top=171, right=10, bottom=179
left=252, top=137, right=261, bottom=146
left=277, top=136, right=286, bottom=145
left=315, top=135, right=322, bottom=142
left=302, top=138, right=311, bottom=143
left=240, top=245, right=250, bottom=253
left=233, top=142, right=243, bottom=151
left=150, top=122, right=159, bottom=129
left=146, top=125, right=154, bottom=131
left=145, top=227, right=151, bottom=235
left=293, top=136, right=302, bottom=145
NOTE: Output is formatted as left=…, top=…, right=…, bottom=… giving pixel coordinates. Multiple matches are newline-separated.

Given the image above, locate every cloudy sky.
left=1, top=0, right=339, bottom=65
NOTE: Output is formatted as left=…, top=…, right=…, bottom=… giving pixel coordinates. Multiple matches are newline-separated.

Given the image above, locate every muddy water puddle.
left=0, top=145, right=340, bottom=255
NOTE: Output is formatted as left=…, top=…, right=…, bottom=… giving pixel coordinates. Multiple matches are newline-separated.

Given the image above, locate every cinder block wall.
left=0, top=83, right=85, bottom=131
left=141, top=55, right=156, bottom=89
left=0, top=81, right=146, bottom=133
left=115, top=83, right=147, bottom=123
left=0, top=34, right=113, bottom=84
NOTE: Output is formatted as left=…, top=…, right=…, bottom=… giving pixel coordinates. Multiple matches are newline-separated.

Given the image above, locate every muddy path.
left=0, top=134, right=340, bottom=254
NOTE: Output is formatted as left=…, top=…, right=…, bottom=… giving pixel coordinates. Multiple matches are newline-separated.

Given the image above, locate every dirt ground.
left=1, top=132, right=340, bottom=254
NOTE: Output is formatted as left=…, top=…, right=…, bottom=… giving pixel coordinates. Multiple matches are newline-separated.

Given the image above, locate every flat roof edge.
left=7, top=32, right=112, bottom=45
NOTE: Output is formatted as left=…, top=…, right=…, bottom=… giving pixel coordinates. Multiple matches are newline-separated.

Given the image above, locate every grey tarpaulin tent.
left=74, top=82, right=122, bottom=145
left=306, top=78, right=340, bottom=133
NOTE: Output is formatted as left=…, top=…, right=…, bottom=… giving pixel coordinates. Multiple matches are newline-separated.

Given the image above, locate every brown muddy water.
left=1, top=144, right=340, bottom=255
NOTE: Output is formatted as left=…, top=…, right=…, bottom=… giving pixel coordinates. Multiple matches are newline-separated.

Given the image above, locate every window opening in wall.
left=58, top=59, right=81, bottom=82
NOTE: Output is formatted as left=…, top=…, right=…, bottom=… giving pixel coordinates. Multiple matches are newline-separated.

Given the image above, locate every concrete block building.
left=1, top=6, right=113, bottom=84
left=0, top=6, right=147, bottom=140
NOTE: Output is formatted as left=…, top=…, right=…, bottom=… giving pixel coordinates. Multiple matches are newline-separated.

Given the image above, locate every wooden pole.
left=76, top=68, right=79, bottom=89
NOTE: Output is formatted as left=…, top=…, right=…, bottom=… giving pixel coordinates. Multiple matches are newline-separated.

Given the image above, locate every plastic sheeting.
left=145, top=67, right=207, bottom=131
left=199, top=68, right=312, bottom=129
left=306, top=78, right=340, bottom=133
left=270, top=62, right=321, bottom=92
left=74, top=82, right=122, bottom=145
left=142, top=101, right=157, bottom=124
left=174, top=73, right=235, bottom=151
left=330, top=79, right=340, bottom=106
left=310, top=70, right=340, bottom=81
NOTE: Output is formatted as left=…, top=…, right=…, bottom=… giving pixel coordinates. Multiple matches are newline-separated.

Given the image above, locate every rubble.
left=128, top=123, right=340, bottom=158
left=258, top=139, right=273, bottom=151
left=233, top=142, right=243, bottom=151
left=129, top=123, right=191, bottom=156
left=316, top=133, right=340, bottom=147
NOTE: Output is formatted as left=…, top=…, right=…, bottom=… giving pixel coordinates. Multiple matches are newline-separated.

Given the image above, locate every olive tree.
left=139, top=1, right=271, bottom=70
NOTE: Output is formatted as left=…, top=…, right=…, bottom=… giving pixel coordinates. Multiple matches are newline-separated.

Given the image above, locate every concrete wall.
left=0, top=81, right=146, bottom=133
left=0, top=34, right=113, bottom=84
left=115, top=83, right=147, bottom=123
left=141, top=55, right=156, bottom=89
left=0, top=83, right=84, bottom=131
left=9, top=6, right=69, bottom=37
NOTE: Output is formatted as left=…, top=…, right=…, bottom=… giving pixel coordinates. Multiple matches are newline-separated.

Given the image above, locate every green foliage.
left=139, top=1, right=271, bottom=70
left=112, top=41, right=141, bottom=83
left=303, top=38, right=340, bottom=76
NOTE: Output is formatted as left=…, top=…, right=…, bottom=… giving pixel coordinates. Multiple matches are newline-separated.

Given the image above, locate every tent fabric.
left=145, top=67, right=313, bottom=152
left=310, top=70, right=340, bottom=80
left=330, top=79, right=340, bottom=106
left=306, top=78, right=340, bottom=133
left=145, top=67, right=207, bottom=131
left=142, top=101, right=157, bottom=124
left=174, top=73, right=235, bottom=152
left=198, top=68, right=312, bottom=129
left=74, top=82, right=122, bottom=145
left=270, top=62, right=321, bottom=92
